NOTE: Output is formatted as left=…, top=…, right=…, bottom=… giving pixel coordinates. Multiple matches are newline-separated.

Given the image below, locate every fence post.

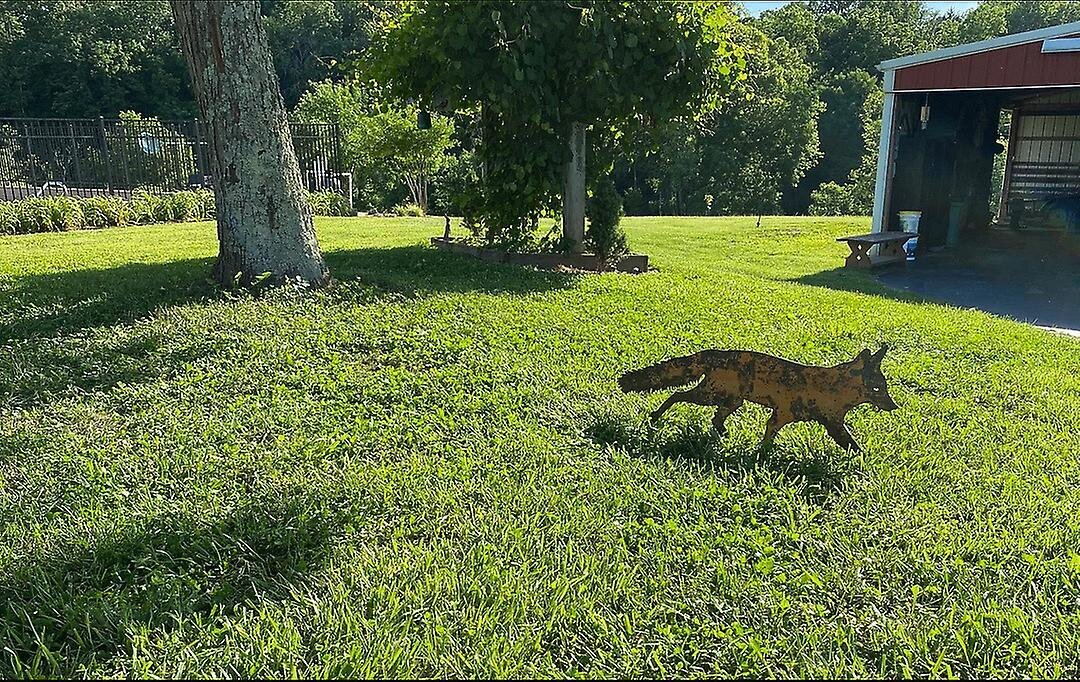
left=193, top=117, right=206, bottom=185
left=24, top=121, right=38, bottom=191
left=67, top=120, right=82, bottom=194
left=333, top=121, right=350, bottom=209
left=99, top=116, right=114, bottom=195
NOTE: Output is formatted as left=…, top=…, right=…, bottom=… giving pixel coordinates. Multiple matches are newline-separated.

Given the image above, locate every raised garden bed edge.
left=430, top=237, right=649, bottom=274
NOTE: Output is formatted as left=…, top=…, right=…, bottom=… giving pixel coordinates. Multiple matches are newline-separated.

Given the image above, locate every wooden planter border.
left=430, top=237, right=649, bottom=273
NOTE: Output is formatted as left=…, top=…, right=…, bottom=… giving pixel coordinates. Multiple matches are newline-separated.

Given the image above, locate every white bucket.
left=898, top=210, right=922, bottom=233
left=897, top=210, right=921, bottom=260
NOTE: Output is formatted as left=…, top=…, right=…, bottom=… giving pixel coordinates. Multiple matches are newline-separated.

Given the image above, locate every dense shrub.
left=585, top=177, right=628, bottom=262
left=1, top=197, right=85, bottom=233
left=391, top=202, right=425, bottom=217
left=0, top=202, right=15, bottom=235
left=164, top=191, right=197, bottom=222
left=808, top=181, right=859, bottom=217
left=0, top=188, right=352, bottom=236
left=428, top=151, right=478, bottom=218
left=195, top=189, right=216, bottom=219
left=80, top=196, right=130, bottom=228
left=307, top=190, right=353, bottom=217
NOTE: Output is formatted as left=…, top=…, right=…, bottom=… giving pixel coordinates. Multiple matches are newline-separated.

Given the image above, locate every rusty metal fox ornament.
left=619, top=345, right=898, bottom=452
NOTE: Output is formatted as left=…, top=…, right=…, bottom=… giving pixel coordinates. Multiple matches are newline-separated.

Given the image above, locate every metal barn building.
left=873, top=22, right=1080, bottom=244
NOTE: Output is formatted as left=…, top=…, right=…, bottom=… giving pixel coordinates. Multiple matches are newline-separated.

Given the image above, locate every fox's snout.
left=872, top=391, right=899, bottom=412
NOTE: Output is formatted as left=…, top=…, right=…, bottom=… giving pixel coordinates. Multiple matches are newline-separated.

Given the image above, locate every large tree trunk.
left=170, top=0, right=328, bottom=286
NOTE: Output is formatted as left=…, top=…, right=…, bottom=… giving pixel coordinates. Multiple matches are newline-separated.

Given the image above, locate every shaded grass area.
left=1, top=216, right=1078, bottom=677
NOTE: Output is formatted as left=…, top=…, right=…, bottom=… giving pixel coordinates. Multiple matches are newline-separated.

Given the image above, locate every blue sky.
left=742, top=1, right=980, bottom=17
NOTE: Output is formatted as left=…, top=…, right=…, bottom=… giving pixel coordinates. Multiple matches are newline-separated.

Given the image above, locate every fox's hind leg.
left=760, top=410, right=793, bottom=449
left=710, top=395, right=744, bottom=435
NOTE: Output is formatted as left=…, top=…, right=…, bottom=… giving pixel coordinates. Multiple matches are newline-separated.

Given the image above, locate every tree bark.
left=170, top=0, right=328, bottom=286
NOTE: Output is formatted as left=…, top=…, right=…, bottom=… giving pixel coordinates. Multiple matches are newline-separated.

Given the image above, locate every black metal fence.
left=0, top=117, right=346, bottom=201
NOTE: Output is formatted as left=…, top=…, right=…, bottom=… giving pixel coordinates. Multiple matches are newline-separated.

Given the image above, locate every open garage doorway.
left=870, top=22, right=1080, bottom=335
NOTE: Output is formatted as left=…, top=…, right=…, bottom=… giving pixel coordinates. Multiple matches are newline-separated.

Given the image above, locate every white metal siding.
left=1014, top=114, right=1080, bottom=164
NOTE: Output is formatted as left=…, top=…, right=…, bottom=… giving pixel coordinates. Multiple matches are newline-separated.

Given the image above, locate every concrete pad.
left=877, top=228, right=1080, bottom=335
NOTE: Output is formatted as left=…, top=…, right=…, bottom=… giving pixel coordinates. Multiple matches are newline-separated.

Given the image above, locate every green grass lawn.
left=1, top=216, right=1078, bottom=678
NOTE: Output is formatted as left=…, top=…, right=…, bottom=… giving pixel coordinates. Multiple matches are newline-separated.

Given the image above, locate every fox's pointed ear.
left=870, top=344, right=888, bottom=368
left=853, top=348, right=872, bottom=365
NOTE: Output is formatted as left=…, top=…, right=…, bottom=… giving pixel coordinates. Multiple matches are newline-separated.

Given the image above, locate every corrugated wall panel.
left=1007, top=109, right=1080, bottom=219
left=969, top=50, right=992, bottom=88
left=894, top=35, right=1080, bottom=91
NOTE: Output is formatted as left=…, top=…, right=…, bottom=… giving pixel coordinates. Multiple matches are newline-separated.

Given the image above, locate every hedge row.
left=0, top=189, right=352, bottom=235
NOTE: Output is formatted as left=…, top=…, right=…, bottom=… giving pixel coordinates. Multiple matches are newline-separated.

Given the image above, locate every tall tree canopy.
left=264, top=0, right=395, bottom=108
left=0, top=0, right=193, bottom=119
left=615, top=17, right=823, bottom=217
left=0, top=0, right=388, bottom=119
left=4, top=0, right=1079, bottom=217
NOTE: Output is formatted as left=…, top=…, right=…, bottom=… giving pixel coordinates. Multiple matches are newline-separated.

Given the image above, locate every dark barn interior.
left=886, top=89, right=1080, bottom=245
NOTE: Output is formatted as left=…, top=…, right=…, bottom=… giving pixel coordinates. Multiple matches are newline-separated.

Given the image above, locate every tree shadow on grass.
left=0, top=325, right=212, bottom=409
left=0, top=496, right=341, bottom=678
left=0, top=257, right=220, bottom=340
left=586, top=411, right=852, bottom=506
left=1, top=245, right=579, bottom=342
left=324, top=244, right=581, bottom=298
left=0, top=245, right=579, bottom=408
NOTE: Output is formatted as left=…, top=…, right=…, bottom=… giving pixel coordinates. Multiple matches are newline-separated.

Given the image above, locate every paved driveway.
left=877, top=228, right=1080, bottom=336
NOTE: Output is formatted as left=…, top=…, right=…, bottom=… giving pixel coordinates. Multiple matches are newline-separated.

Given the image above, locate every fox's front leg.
left=823, top=419, right=862, bottom=452
left=650, top=387, right=703, bottom=423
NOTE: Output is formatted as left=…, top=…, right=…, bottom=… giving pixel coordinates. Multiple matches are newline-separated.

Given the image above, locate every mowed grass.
left=1, top=216, right=1078, bottom=678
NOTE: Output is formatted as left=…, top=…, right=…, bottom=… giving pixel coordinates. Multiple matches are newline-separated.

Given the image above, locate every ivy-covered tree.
left=366, top=1, right=743, bottom=252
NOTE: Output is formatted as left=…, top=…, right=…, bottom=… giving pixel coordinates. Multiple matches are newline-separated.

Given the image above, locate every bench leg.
left=880, top=239, right=908, bottom=261
left=845, top=243, right=873, bottom=268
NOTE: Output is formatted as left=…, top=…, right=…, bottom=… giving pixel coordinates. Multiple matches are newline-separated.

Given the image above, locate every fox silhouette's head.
left=851, top=344, right=899, bottom=411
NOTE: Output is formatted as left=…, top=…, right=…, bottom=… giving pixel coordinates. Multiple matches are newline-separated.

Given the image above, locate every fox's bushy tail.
left=619, top=353, right=708, bottom=393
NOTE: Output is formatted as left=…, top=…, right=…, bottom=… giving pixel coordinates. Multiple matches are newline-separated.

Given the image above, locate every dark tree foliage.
left=0, top=1, right=193, bottom=119
left=366, top=0, right=742, bottom=249
left=264, top=0, right=396, bottom=108
left=0, top=0, right=387, bottom=119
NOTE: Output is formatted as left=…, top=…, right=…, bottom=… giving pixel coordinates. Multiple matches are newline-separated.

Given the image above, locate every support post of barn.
left=998, top=110, right=1020, bottom=223
left=872, top=70, right=899, bottom=234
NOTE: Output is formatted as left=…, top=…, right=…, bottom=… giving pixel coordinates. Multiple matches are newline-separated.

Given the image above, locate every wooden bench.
left=837, top=231, right=916, bottom=269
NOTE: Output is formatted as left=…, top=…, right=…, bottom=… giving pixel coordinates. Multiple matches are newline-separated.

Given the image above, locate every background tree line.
left=2, top=0, right=1080, bottom=216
